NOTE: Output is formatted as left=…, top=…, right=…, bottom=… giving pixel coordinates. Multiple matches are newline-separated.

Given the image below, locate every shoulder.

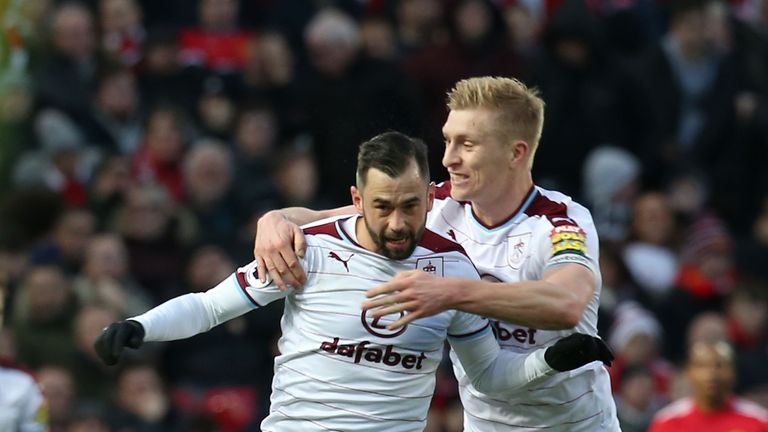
left=0, top=358, right=39, bottom=392
left=652, top=398, right=695, bottom=424
left=526, top=187, right=594, bottom=228
left=417, top=228, right=469, bottom=258
left=302, top=216, right=347, bottom=240
left=732, top=397, right=768, bottom=423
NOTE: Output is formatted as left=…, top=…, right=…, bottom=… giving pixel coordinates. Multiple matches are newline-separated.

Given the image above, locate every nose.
left=442, top=141, right=459, bottom=168
left=388, top=210, right=406, bottom=232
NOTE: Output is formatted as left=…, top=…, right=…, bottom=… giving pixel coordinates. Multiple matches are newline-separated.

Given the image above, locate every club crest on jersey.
left=507, top=232, right=532, bottom=269
left=328, top=251, right=354, bottom=272
left=416, top=257, right=444, bottom=276
left=549, top=225, right=587, bottom=256
left=361, top=308, right=407, bottom=338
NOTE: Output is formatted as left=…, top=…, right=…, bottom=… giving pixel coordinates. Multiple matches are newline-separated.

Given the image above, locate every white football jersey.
left=134, top=215, right=561, bottom=431
left=0, top=361, right=47, bottom=432
left=427, top=182, right=620, bottom=431
left=254, top=216, right=491, bottom=431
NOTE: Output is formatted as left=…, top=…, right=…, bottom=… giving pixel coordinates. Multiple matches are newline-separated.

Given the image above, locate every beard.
left=364, top=217, right=426, bottom=260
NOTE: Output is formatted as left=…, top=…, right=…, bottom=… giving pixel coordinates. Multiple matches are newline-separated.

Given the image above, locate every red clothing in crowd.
left=178, top=29, right=254, bottom=72
left=649, top=397, right=768, bottom=432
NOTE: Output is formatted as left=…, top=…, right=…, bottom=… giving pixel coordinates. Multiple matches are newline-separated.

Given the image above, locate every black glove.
left=544, top=333, right=614, bottom=372
left=94, top=320, right=145, bottom=366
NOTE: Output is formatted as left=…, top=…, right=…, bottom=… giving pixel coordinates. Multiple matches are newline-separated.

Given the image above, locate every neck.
left=696, top=396, right=728, bottom=413
left=470, top=170, right=534, bottom=226
left=355, top=216, right=376, bottom=253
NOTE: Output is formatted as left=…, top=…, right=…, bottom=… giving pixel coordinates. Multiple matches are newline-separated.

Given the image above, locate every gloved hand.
left=544, top=333, right=614, bottom=372
left=93, top=320, right=146, bottom=365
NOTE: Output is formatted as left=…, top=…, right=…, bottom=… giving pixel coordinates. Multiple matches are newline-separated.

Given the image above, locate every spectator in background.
left=649, top=340, right=768, bottom=432
left=582, top=145, right=642, bottom=241
left=195, top=76, right=236, bottom=140
left=178, top=0, right=254, bottom=73
left=360, top=15, right=398, bottom=61
left=238, top=32, right=303, bottom=133
left=231, top=103, right=280, bottom=217
left=29, top=208, right=95, bottom=275
left=36, top=2, right=99, bottom=126
left=608, top=301, right=673, bottom=406
left=132, top=106, right=189, bottom=202
left=615, top=365, right=665, bottom=432
left=623, top=192, right=680, bottom=304
left=114, top=184, right=193, bottom=301
left=724, top=282, right=768, bottom=406
left=634, top=0, right=741, bottom=186
left=12, top=266, right=78, bottom=370
left=296, top=7, right=422, bottom=205
left=37, top=365, right=76, bottom=432
left=98, top=0, right=145, bottom=66
left=106, top=361, right=190, bottom=431
left=137, top=28, right=206, bottom=113
left=736, top=197, right=768, bottom=282
left=182, top=139, right=244, bottom=249
left=88, top=154, right=132, bottom=230
left=393, top=0, right=447, bottom=55
left=72, top=233, right=152, bottom=318
left=271, top=141, right=329, bottom=210
left=527, top=0, right=637, bottom=198
left=84, top=64, right=144, bottom=155
left=662, top=213, right=738, bottom=362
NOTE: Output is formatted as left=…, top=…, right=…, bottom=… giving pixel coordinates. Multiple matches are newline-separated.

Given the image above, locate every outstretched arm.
left=364, top=264, right=595, bottom=330
left=449, top=328, right=613, bottom=397
left=94, top=266, right=288, bottom=365
left=254, top=206, right=354, bottom=290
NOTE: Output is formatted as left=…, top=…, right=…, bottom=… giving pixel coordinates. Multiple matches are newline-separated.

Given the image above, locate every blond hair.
left=447, top=77, right=545, bottom=167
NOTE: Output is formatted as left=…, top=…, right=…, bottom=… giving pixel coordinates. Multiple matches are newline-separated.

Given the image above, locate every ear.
left=351, top=186, right=364, bottom=214
left=510, top=140, right=530, bottom=167
left=427, top=182, right=435, bottom=212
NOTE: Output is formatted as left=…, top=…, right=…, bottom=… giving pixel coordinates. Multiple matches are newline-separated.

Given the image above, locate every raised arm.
left=254, top=206, right=354, bottom=290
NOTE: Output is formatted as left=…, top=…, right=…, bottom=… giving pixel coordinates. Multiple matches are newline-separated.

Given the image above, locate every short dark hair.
left=356, top=131, right=429, bottom=188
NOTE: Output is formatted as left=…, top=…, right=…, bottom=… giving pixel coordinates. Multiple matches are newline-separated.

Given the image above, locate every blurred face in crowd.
left=671, top=8, right=709, bottom=60
left=184, top=144, right=233, bottom=206
left=122, top=186, right=172, bottom=240
left=442, top=109, right=518, bottom=210
left=235, top=109, right=276, bottom=158
left=632, top=192, right=675, bottom=246
left=397, top=0, right=442, bottom=31
left=97, top=71, right=137, bottom=119
left=116, top=365, right=168, bottom=421
left=37, top=366, right=75, bottom=423
left=186, top=246, right=234, bottom=292
left=23, top=266, right=71, bottom=321
left=200, top=0, right=238, bottom=32
left=54, top=209, right=95, bottom=261
left=352, top=160, right=434, bottom=260
left=454, top=0, right=493, bottom=44
left=686, top=342, right=735, bottom=410
left=274, top=151, right=319, bottom=206
left=52, top=4, right=95, bottom=61
left=84, top=234, right=128, bottom=279
left=727, top=290, right=768, bottom=339
left=99, top=0, right=141, bottom=34
left=145, top=110, right=183, bottom=163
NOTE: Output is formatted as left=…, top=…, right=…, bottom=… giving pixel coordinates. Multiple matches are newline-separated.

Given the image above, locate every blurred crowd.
left=1, top=0, right=768, bottom=431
